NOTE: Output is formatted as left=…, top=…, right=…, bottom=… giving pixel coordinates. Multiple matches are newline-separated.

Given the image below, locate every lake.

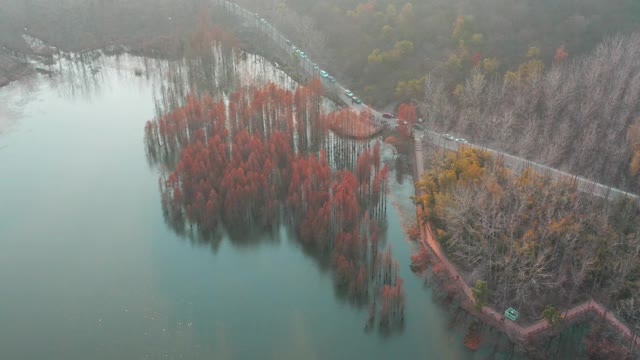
left=0, top=52, right=499, bottom=360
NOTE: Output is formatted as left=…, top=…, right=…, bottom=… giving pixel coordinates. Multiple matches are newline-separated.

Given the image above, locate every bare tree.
left=421, top=33, right=640, bottom=192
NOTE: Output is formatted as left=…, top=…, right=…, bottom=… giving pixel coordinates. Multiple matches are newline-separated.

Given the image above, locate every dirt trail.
left=418, top=221, right=640, bottom=346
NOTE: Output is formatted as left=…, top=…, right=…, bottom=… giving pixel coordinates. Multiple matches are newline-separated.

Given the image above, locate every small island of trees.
left=145, top=76, right=405, bottom=330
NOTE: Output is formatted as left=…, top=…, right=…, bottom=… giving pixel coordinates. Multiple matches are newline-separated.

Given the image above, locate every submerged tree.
left=145, top=77, right=402, bottom=329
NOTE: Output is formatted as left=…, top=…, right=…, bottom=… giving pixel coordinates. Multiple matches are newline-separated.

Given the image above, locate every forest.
left=224, top=0, right=640, bottom=197
left=145, top=60, right=405, bottom=329
left=415, top=146, right=640, bottom=329
left=233, top=0, right=639, bottom=106
left=420, top=33, right=640, bottom=193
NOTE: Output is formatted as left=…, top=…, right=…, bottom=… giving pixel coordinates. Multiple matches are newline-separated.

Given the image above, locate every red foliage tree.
left=146, top=80, right=403, bottom=324
left=397, top=102, right=417, bottom=138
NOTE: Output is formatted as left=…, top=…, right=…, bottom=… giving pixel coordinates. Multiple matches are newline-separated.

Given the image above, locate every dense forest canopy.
left=416, top=147, right=640, bottom=324
left=233, top=0, right=640, bottom=106
left=421, top=33, right=640, bottom=193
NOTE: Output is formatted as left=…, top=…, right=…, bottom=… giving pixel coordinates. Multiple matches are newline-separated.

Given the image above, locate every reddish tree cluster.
left=294, top=77, right=326, bottom=152
left=380, top=278, right=405, bottom=328
left=396, top=102, right=417, bottom=138
left=410, top=247, right=430, bottom=273
left=377, top=247, right=405, bottom=328
left=554, top=45, right=568, bottom=64
left=463, top=322, right=482, bottom=351
left=191, top=9, right=239, bottom=55
left=327, top=107, right=382, bottom=139
left=470, top=52, right=483, bottom=67
left=145, top=81, right=403, bottom=323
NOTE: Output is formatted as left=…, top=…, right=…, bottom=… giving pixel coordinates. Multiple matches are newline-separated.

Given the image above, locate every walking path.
left=413, top=133, right=640, bottom=347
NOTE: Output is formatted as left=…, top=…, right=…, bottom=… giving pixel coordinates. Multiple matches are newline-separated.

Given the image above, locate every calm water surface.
left=0, top=54, right=482, bottom=359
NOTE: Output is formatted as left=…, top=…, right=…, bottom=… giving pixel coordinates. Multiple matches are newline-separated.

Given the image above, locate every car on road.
left=294, top=49, right=306, bottom=59
left=260, top=18, right=267, bottom=24
left=320, top=70, right=329, bottom=78
left=456, top=138, right=469, bottom=144
left=443, top=133, right=455, bottom=141
left=285, top=39, right=291, bottom=46
left=382, top=112, right=395, bottom=119
left=313, top=64, right=319, bottom=71
left=328, top=76, right=337, bottom=83
left=352, top=97, right=362, bottom=104
left=345, top=90, right=354, bottom=98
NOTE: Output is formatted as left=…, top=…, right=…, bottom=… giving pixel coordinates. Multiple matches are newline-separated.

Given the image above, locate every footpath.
left=413, top=133, right=640, bottom=347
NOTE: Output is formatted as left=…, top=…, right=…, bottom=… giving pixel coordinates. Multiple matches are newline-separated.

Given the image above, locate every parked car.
left=298, top=51, right=306, bottom=59
left=260, top=18, right=267, bottom=24
left=457, top=138, right=469, bottom=144
left=382, top=112, right=395, bottom=119
left=328, top=76, right=337, bottom=83
left=313, top=64, right=319, bottom=71
left=285, top=39, right=291, bottom=46
left=352, top=97, right=362, bottom=104
left=345, top=90, right=354, bottom=98
left=443, top=133, right=455, bottom=141
left=320, top=70, right=329, bottom=78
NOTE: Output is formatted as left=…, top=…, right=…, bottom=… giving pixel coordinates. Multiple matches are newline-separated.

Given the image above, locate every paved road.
left=214, top=0, right=390, bottom=126
left=417, top=129, right=639, bottom=201
left=217, top=0, right=638, bottom=202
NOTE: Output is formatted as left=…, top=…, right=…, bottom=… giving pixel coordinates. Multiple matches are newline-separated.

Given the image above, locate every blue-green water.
left=0, top=54, right=485, bottom=359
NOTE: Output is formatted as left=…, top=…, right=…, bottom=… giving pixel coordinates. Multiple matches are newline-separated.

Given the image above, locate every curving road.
left=216, top=0, right=638, bottom=202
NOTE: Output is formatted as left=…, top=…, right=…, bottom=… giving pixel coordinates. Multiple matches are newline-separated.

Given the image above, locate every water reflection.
left=139, top=42, right=415, bottom=335
left=0, top=47, right=478, bottom=359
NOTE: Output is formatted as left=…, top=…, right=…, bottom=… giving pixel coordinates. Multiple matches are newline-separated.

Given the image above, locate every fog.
left=2, top=1, right=640, bottom=359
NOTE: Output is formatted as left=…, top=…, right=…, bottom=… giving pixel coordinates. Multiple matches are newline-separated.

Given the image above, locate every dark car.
left=382, top=112, right=395, bottom=119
